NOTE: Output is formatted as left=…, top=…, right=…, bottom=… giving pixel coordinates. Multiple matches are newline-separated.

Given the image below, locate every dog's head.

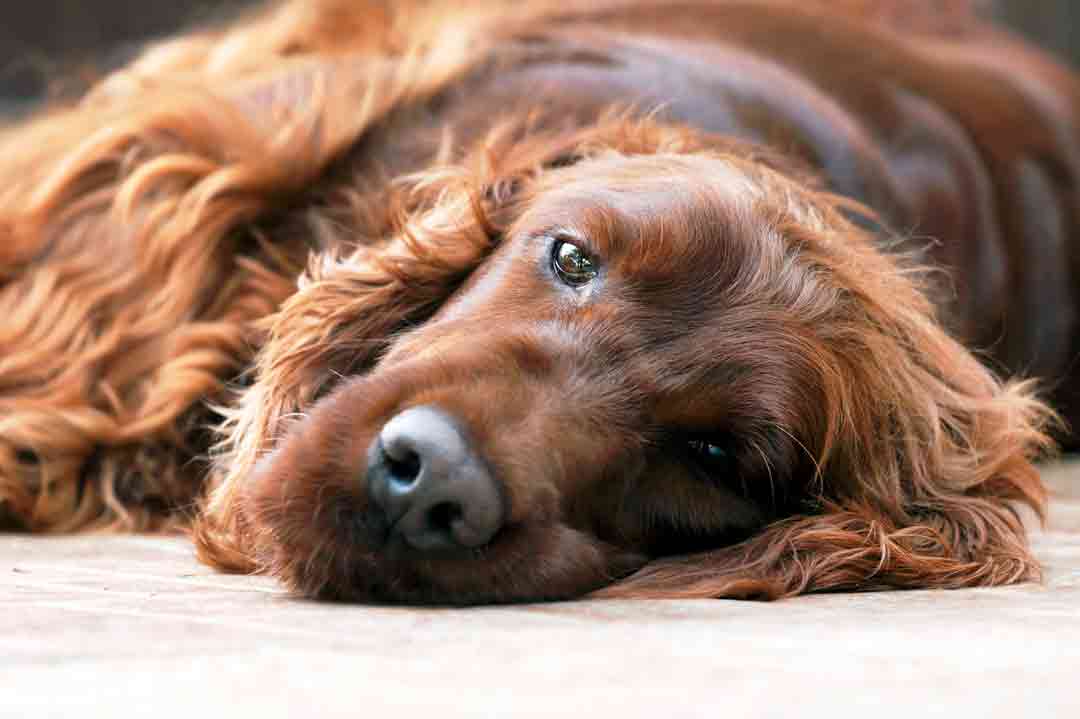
left=195, top=116, right=1050, bottom=605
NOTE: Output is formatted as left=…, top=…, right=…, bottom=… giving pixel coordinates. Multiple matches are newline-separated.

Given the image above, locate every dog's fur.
left=1, top=0, right=1077, bottom=604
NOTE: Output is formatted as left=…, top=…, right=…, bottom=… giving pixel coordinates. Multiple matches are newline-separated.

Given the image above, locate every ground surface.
left=4, top=467, right=1079, bottom=718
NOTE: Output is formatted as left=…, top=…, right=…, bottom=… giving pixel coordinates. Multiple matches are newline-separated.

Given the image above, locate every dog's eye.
left=552, top=239, right=598, bottom=286
left=685, top=436, right=735, bottom=471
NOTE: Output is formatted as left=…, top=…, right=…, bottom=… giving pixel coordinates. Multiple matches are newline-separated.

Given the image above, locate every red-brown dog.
left=1, top=0, right=1076, bottom=604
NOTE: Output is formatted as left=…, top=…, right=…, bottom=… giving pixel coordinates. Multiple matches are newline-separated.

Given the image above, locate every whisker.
left=769, top=424, right=823, bottom=485
left=750, top=440, right=777, bottom=512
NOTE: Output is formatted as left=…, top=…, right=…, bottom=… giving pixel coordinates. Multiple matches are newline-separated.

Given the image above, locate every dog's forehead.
left=515, top=153, right=762, bottom=253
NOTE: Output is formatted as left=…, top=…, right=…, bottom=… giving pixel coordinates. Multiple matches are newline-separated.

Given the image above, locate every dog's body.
left=1, top=0, right=1077, bottom=603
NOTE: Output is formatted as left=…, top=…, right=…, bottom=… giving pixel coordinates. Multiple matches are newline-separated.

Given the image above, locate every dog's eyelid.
left=535, top=226, right=593, bottom=251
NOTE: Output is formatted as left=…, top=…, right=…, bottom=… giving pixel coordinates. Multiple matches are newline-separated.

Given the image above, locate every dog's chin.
left=250, top=510, right=646, bottom=605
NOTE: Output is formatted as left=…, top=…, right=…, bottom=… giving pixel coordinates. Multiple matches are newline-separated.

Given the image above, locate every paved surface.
left=3, top=467, right=1079, bottom=718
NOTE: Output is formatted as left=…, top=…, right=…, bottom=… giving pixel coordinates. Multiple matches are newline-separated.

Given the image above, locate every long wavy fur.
left=0, top=0, right=1056, bottom=601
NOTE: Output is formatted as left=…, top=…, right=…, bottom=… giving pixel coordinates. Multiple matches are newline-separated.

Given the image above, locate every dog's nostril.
left=383, top=444, right=422, bottom=484
left=426, top=501, right=463, bottom=534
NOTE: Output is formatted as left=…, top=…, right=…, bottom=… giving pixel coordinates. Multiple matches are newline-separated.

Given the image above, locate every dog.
left=1, top=0, right=1076, bottom=604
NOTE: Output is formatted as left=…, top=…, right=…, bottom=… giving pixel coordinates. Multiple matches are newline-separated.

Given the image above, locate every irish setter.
left=1, top=0, right=1077, bottom=604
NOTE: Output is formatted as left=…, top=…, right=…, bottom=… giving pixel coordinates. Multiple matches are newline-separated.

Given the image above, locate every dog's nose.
left=366, top=406, right=504, bottom=552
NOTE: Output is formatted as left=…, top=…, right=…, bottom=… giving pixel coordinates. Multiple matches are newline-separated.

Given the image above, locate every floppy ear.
left=0, top=48, right=481, bottom=532
left=596, top=198, right=1054, bottom=600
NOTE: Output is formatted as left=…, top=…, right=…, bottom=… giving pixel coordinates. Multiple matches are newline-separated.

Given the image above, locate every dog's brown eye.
left=552, top=239, right=598, bottom=286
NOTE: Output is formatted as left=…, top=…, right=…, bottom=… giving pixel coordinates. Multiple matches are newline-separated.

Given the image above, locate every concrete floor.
left=4, top=468, right=1079, bottom=718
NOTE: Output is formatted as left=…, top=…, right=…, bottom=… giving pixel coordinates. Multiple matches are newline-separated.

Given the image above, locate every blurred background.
left=0, top=0, right=1077, bottom=116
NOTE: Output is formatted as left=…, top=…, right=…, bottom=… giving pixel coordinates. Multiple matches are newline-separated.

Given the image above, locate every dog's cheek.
left=591, top=454, right=769, bottom=557
left=510, top=525, right=647, bottom=600
left=240, top=403, right=382, bottom=591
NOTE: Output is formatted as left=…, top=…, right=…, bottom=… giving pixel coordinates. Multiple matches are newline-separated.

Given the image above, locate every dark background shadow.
left=0, top=0, right=1077, bottom=115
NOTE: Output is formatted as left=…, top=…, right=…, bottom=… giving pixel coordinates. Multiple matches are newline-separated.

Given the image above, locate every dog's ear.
left=599, top=342, right=1053, bottom=602
left=595, top=194, right=1054, bottom=601
left=0, top=44, right=487, bottom=532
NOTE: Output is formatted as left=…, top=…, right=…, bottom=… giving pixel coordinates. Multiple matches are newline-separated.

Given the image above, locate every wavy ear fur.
left=0, top=3, right=491, bottom=531
left=0, top=68, right=347, bottom=531
left=597, top=195, right=1055, bottom=600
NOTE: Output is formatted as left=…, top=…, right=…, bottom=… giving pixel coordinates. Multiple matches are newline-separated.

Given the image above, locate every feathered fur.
left=1, top=0, right=1073, bottom=604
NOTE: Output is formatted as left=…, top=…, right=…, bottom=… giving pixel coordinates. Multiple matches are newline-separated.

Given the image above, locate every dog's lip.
left=371, top=501, right=511, bottom=562
left=374, top=527, right=485, bottom=561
